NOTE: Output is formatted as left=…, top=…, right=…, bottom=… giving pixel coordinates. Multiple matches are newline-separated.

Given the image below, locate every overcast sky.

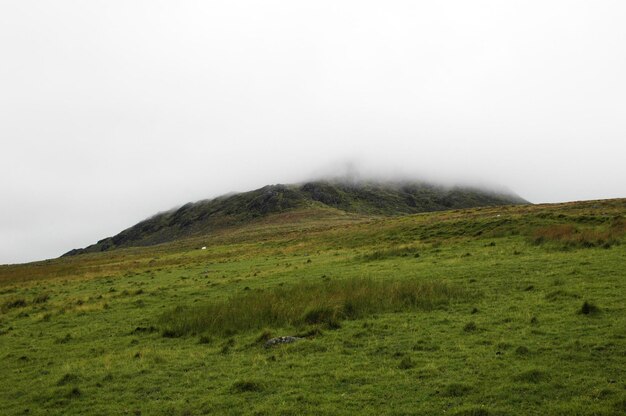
left=1, top=1, right=625, bottom=264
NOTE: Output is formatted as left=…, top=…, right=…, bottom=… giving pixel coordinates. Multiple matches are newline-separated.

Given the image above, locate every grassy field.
left=1, top=200, right=626, bottom=415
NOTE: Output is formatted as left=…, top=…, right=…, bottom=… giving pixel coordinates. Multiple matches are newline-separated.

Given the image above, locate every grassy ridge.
left=159, top=277, right=468, bottom=336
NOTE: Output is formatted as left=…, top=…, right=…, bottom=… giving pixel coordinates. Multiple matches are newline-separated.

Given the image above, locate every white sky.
left=1, top=1, right=625, bottom=264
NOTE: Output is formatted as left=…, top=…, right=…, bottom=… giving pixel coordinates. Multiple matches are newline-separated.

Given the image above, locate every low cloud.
left=1, top=1, right=625, bottom=263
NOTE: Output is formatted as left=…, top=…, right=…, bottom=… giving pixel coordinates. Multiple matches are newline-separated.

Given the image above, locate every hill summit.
left=63, top=179, right=527, bottom=256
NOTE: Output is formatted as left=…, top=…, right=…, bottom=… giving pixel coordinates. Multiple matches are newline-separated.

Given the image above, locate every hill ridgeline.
left=63, top=179, right=528, bottom=256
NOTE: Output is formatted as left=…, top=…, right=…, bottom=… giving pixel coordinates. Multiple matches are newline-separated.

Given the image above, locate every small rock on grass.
left=264, top=336, right=301, bottom=348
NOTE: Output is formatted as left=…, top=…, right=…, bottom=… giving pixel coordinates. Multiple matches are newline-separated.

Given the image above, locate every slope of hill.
left=64, top=179, right=527, bottom=255
left=1, top=198, right=625, bottom=415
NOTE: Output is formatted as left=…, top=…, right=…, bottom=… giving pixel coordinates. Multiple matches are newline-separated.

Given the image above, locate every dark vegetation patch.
left=220, top=338, right=235, bottom=354
left=579, top=301, right=600, bottom=315
left=397, top=356, right=415, bottom=370
left=302, top=306, right=341, bottom=329
left=514, top=368, right=550, bottom=383
left=65, top=387, right=82, bottom=399
left=231, top=380, right=263, bottom=393
left=442, top=382, right=473, bottom=397
left=463, top=321, right=478, bottom=332
left=159, top=277, right=468, bottom=337
left=614, top=396, right=626, bottom=413
left=161, top=330, right=177, bottom=338
left=198, top=335, right=212, bottom=344
left=361, top=246, right=420, bottom=261
left=132, top=326, right=157, bottom=335
left=1, top=298, right=27, bottom=312
left=57, top=373, right=80, bottom=386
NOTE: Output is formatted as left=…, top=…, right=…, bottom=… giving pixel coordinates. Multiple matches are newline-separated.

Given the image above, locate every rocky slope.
left=63, top=179, right=527, bottom=255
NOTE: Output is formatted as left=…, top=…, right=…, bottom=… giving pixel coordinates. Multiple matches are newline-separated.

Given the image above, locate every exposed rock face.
left=263, top=336, right=301, bottom=348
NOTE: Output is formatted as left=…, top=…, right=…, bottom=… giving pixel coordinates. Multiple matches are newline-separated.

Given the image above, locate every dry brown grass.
left=532, top=220, right=625, bottom=248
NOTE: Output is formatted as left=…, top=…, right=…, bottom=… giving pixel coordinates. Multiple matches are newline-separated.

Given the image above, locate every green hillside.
left=1, top=198, right=625, bottom=415
left=63, top=180, right=526, bottom=255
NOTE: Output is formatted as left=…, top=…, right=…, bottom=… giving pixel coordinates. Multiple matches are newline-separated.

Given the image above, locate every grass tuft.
left=514, top=368, right=550, bottom=383
left=302, top=306, right=340, bottom=328
left=159, top=277, right=467, bottom=336
left=614, top=396, right=626, bottom=413
left=33, top=293, right=50, bottom=304
left=57, top=373, right=80, bottom=386
left=255, top=330, right=273, bottom=344
left=2, top=298, right=27, bottom=312
left=198, top=335, right=212, bottom=344
left=443, top=382, right=473, bottom=397
left=398, top=356, right=415, bottom=370
left=231, top=380, right=263, bottom=393
left=463, top=321, right=478, bottom=332
left=66, top=387, right=81, bottom=399
left=579, top=301, right=600, bottom=315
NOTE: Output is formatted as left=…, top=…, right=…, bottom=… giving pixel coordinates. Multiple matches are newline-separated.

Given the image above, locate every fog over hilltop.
left=1, top=1, right=626, bottom=264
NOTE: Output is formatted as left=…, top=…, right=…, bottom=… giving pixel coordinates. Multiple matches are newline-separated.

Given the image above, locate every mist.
left=1, top=1, right=626, bottom=264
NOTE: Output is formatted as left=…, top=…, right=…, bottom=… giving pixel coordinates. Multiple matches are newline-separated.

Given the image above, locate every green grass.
left=159, top=277, right=467, bottom=337
left=0, top=199, right=625, bottom=415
